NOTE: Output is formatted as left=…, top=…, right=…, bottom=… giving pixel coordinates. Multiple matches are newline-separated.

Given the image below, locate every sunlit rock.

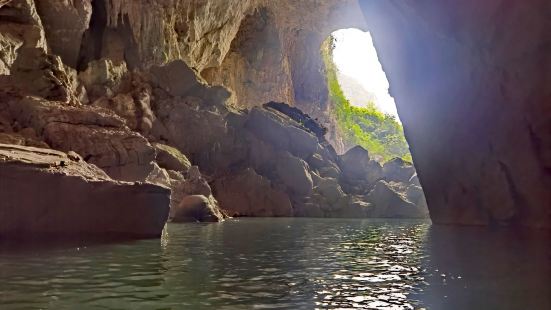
left=383, top=158, right=416, bottom=183
left=366, top=180, right=427, bottom=219
left=0, top=143, right=170, bottom=237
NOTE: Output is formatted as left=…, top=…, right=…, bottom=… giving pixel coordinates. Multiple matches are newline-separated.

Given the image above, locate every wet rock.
left=170, top=195, right=223, bottom=223
left=0, top=143, right=170, bottom=238
left=151, top=162, right=225, bottom=223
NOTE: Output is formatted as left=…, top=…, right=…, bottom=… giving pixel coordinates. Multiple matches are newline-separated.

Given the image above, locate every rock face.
left=170, top=195, right=223, bottom=223
left=1, top=0, right=546, bottom=228
left=358, top=0, right=551, bottom=228
left=212, top=168, right=293, bottom=217
left=383, top=158, right=416, bottom=184
left=0, top=144, right=170, bottom=238
left=0, top=1, right=427, bottom=223
left=366, top=181, right=428, bottom=219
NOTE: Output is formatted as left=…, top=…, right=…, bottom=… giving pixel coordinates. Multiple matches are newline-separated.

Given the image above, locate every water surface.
left=0, top=218, right=549, bottom=309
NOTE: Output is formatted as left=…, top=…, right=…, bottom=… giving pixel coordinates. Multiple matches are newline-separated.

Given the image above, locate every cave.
left=201, top=1, right=550, bottom=228
left=0, top=0, right=549, bottom=308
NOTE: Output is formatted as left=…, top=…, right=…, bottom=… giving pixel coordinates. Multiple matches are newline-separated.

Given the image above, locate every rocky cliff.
left=359, top=0, right=551, bottom=228
left=0, top=0, right=548, bottom=230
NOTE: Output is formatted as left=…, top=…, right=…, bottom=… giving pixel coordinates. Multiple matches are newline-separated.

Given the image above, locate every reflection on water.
left=0, top=218, right=549, bottom=309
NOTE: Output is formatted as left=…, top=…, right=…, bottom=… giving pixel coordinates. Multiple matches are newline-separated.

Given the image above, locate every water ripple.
left=0, top=218, right=549, bottom=309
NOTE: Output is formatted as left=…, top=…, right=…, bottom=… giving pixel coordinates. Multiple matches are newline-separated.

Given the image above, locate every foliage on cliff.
left=321, top=36, right=412, bottom=162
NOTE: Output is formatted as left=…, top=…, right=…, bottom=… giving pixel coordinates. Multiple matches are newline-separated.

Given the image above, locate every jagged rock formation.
left=0, top=144, right=170, bottom=237
left=0, top=0, right=548, bottom=229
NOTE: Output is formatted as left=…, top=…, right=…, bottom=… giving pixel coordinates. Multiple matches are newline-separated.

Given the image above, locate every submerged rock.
left=0, top=144, right=170, bottom=238
left=170, top=195, right=223, bottom=223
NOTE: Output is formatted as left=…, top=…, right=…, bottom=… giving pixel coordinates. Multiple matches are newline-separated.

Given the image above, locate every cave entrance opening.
left=320, top=28, right=426, bottom=206
left=321, top=28, right=413, bottom=164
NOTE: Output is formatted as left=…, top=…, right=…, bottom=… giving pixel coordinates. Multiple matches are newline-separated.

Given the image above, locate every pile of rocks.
left=0, top=48, right=427, bottom=235
left=0, top=1, right=428, bottom=239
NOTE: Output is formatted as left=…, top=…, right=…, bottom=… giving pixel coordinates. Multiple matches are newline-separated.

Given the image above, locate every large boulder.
left=275, top=152, right=313, bottom=196
left=147, top=162, right=225, bottom=222
left=383, top=157, right=416, bottom=183
left=149, top=60, right=230, bottom=105
left=246, top=107, right=319, bottom=159
left=10, top=47, right=78, bottom=103
left=339, top=146, right=383, bottom=183
left=7, top=96, right=156, bottom=181
left=366, top=180, right=427, bottom=219
left=0, top=144, right=170, bottom=238
left=170, top=195, right=223, bottom=223
left=315, top=177, right=346, bottom=205
left=153, top=143, right=192, bottom=172
left=152, top=95, right=247, bottom=174
left=212, top=168, right=293, bottom=217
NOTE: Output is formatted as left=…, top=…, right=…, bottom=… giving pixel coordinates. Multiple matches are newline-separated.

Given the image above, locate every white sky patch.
left=332, top=28, right=399, bottom=120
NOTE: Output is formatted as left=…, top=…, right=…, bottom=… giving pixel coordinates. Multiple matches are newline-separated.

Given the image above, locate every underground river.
left=0, top=218, right=549, bottom=309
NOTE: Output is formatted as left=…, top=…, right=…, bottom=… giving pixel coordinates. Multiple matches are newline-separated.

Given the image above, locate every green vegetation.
left=321, top=36, right=412, bottom=162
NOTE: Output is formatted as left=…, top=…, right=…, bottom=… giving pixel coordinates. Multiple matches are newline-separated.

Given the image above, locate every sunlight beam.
left=332, top=28, right=399, bottom=121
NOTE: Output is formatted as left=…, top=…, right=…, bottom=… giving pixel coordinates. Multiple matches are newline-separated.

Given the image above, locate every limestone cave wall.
left=359, top=0, right=551, bottom=227
left=0, top=0, right=548, bottom=229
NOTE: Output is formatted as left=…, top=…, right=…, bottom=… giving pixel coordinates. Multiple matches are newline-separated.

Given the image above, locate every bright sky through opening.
left=332, top=28, right=399, bottom=120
